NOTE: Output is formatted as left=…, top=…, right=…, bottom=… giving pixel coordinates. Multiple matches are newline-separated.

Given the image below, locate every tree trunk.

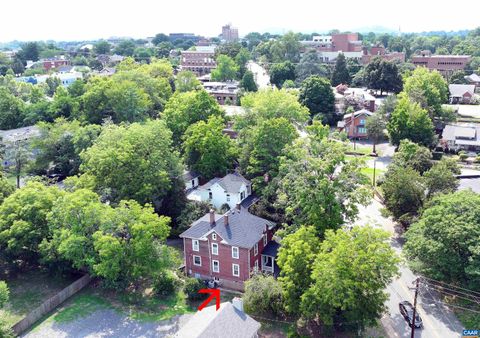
left=16, top=174, right=20, bottom=189
left=373, top=141, right=376, bottom=154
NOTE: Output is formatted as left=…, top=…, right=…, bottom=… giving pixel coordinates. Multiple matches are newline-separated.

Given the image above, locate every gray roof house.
left=442, top=124, right=480, bottom=151
left=186, top=173, right=252, bottom=210
left=449, top=84, right=476, bottom=104
left=174, top=298, right=260, bottom=338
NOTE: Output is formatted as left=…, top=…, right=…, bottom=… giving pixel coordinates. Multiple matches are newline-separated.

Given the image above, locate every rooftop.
left=198, top=173, right=250, bottom=194
left=449, top=84, right=476, bottom=97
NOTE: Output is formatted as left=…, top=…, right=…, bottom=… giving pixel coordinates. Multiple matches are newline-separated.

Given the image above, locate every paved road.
left=247, top=61, right=271, bottom=89
left=355, top=199, right=464, bottom=338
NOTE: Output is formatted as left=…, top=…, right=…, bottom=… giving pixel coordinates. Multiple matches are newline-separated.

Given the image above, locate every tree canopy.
left=298, top=76, right=336, bottom=125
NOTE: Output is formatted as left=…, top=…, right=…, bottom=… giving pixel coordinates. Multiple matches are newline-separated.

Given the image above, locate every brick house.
left=338, top=109, right=373, bottom=139
left=180, top=205, right=278, bottom=291
left=449, top=84, right=476, bottom=104
left=42, top=58, right=70, bottom=71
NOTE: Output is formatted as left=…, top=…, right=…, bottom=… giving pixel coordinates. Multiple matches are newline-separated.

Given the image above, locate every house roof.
left=465, top=74, right=480, bottom=83
left=443, top=124, right=480, bottom=146
left=343, top=109, right=373, bottom=119
left=198, top=173, right=250, bottom=194
left=449, top=84, right=475, bottom=97
left=180, top=207, right=275, bottom=249
left=182, top=170, right=200, bottom=181
left=174, top=302, right=260, bottom=338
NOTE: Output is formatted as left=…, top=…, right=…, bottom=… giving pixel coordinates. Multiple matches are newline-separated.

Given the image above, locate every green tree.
left=0, top=174, right=14, bottom=205
left=235, top=48, right=251, bottom=78
left=46, top=77, right=61, bottom=97
left=281, top=32, right=301, bottom=63
left=269, top=61, right=295, bottom=88
left=449, top=70, right=467, bottom=84
left=277, top=226, right=320, bottom=314
left=403, top=67, right=449, bottom=120
left=80, top=120, right=183, bottom=211
left=107, top=80, right=151, bottom=122
left=387, top=94, right=435, bottom=147
left=114, top=40, right=136, bottom=56
left=0, top=87, right=26, bottom=129
left=331, top=53, right=351, bottom=86
left=365, top=113, right=386, bottom=154
left=0, top=182, right=62, bottom=262
left=183, top=116, right=237, bottom=180
left=240, top=117, right=297, bottom=187
left=240, top=70, right=257, bottom=92
left=152, top=33, right=169, bottom=46
left=0, top=281, right=8, bottom=308
left=301, top=226, right=399, bottom=332
left=5, top=140, right=30, bottom=188
left=175, top=70, right=201, bottom=92
left=364, top=57, right=402, bottom=94
left=94, top=40, right=111, bottom=55
left=404, top=190, right=480, bottom=288
left=211, top=55, right=238, bottom=81
left=298, top=76, right=336, bottom=125
left=162, top=90, right=224, bottom=145
left=381, top=166, right=425, bottom=223
left=244, top=274, right=284, bottom=316
left=424, top=158, right=459, bottom=198
left=276, top=126, right=369, bottom=235
left=295, top=50, right=329, bottom=84
left=391, top=139, right=433, bottom=174
left=49, top=86, right=80, bottom=119
left=18, top=42, right=40, bottom=62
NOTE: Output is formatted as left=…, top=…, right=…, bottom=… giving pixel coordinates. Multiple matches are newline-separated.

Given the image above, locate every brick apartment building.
left=180, top=48, right=216, bottom=76
left=221, top=24, right=239, bottom=42
left=180, top=205, right=278, bottom=291
left=411, top=51, right=471, bottom=75
left=42, top=58, right=70, bottom=71
left=301, top=33, right=363, bottom=64
left=361, top=46, right=406, bottom=65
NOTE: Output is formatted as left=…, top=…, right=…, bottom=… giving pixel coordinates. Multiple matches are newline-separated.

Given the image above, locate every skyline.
left=0, top=0, right=479, bottom=42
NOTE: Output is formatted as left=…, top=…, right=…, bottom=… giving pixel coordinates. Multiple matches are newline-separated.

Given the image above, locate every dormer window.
left=212, top=233, right=217, bottom=240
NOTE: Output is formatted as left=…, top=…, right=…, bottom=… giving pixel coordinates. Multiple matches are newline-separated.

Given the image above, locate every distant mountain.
left=353, top=26, right=400, bottom=34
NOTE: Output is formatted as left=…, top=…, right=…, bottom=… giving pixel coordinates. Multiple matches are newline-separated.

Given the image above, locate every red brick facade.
left=411, top=53, right=470, bottom=75
left=43, top=59, right=70, bottom=71
left=180, top=51, right=216, bottom=76
left=183, top=226, right=275, bottom=291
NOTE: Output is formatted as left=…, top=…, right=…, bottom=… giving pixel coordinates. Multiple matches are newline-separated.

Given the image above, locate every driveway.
left=354, top=198, right=464, bottom=338
left=247, top=61, right=271, bottom=89
left=22, top=310, right=193, bottom=338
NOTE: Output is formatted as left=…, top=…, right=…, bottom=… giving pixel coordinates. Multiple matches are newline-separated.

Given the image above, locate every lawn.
left=1, top=269, right=78, bottom=326
left=361, top=167, right=385, bottom=185
left=347, top=144, right=373, bottom=155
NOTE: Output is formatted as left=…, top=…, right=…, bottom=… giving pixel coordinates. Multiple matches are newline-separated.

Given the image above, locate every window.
left=254, top=243, right=258, bottom=256
left=212, top=260, right=220, bottom=273
left=254, top=260, right=259, bottom=272
left=212, top=233, right=217, bottom=240
left=191, top=179, right=195, bottom=187
left=212, top=243, right=218, bottom=255
left=232, top=264, right=240, bottom=277
left=359, top=119, right=366, bottom=125
left=358, top=127, right=367, bottom=134
left=226, top=194, right=230, bottom=202
left=240, top=191, right=245, bottom=200
left=193, top=255, right=201, bottom=266
left=192, top=239, right=199, bottom=252
left=208, top=192, right=213, bottom=200
left=263, top=234, right=267, bottom=246
left=232, top=246, right=239, bottom=259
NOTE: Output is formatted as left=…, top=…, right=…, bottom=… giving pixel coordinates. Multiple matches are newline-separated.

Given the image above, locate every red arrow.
left=197, top=288, right=221, bottom=311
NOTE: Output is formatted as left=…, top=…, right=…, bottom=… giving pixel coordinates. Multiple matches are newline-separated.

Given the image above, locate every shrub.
left=458, top=151, right=468, bottom=162
left=153, top=271, right=180, bottom=297
left=475, top=155, right=480, bottom=163
left=243, top=274, right=284, bottom=316
left=0, top=281, right=8, bottom=308
left=184, top=277, right=205, bottom=301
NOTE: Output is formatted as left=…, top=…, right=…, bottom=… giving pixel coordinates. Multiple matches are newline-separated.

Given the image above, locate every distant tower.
left=221, top=24, right=239, bottom=42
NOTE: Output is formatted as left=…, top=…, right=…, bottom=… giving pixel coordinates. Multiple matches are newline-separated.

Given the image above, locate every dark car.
left=399, top=301, right=423, bottom=328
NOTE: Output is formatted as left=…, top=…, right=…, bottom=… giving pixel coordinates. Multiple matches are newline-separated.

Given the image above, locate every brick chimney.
left=209, top=209, right=215, bottom=225
left=236, top=203, right=241, bottom=211
left=224, top=213, right=229, bottom=226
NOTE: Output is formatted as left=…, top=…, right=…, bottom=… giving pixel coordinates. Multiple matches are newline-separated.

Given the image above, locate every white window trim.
left=192, top=239, right=199, bottom=252
left=193, top=255, right=201, bottom=266
left=212, top=233, right=217, bottom=240
left=212, top=243, right=218, bottom=255
left=232, top=246, right=239, bottom=259
left=254, top=260, right=259, bottom=272
left=254, top=243, right=258, bottom=256
left=263, top=234, right=267, bottom=246
left=212, top=260, right=220, bottom=273
left=232, top=263, right=240, bottom=277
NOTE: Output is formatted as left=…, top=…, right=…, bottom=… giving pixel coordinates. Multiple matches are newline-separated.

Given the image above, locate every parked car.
left=399, top=301, right=423, bottom=328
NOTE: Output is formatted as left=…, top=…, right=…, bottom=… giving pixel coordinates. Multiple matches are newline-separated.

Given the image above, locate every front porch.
left=261, top=241, right=280, bottom=277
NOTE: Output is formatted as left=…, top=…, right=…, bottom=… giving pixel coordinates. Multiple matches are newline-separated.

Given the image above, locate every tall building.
left=411, top=51, right=471, bottom=76
left=221, top=24, right=239, bottom=42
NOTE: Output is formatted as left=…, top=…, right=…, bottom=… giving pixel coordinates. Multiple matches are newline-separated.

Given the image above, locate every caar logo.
left=463, top=329, right=479, bottom=338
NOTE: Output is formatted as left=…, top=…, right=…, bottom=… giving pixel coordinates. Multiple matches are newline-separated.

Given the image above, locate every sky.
left=1, top=0, right=479, bottom=42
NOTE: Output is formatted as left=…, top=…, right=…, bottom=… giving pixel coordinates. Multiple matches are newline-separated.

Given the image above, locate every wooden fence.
left=11, top=274, right=92, bottom=336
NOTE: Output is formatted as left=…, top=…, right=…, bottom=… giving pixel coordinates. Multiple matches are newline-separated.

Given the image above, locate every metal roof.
left=198, top=173, right=250, bottom=194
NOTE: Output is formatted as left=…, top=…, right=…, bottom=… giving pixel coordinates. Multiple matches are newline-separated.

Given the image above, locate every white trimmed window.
left=192, top=239, right=199, bottom=252
left=254, top=260, right=259, bottom=272
left=254, top=243, right=258, bottom=256
left=212, top=260, right=220, bottom=273
left=263, top=234, right=267, bottom=246
left=232, top=264, right=240, bottom=277
left=232, top=246, right=239, bottom=259
left=212, top=233, right=217, bottom=240
left=212, top=243, right=218, bottom=255
left=193, top=255, right=201, bottom=266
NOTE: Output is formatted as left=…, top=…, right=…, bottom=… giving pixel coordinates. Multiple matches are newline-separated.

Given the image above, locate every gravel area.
left=22, top=309, right=193, bottom=338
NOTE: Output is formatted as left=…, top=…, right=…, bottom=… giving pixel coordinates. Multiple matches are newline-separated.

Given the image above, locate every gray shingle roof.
left=198, top=173, right=250, bottom=193
left=180, top=207, right=275, bottom=249
left=182, top=170, right=200, bottom=181
left=449, top=84, right=475, bottom=97
left=174, top=302, right=260, bottom=338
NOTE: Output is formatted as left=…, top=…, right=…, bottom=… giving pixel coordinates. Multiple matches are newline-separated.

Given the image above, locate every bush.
left=184, top=277, right=205, bottom=301
left=475, top=155, right=480, bottom=164
left=432, top=151, right=443, bottom=161
left=459, top=151, right=468, bottom=162
left=243, top=274, right=284, bottom=316
left=0, top=281, right=8, bottom=308
left=0, top=316, right=14, bottom=338
left=153, top=271, right=180, bottom=297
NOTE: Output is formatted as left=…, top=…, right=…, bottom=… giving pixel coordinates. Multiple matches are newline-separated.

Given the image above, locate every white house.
left=187, top=173, right=251, bottom=210
left=182, top=170, right=200, bottom=191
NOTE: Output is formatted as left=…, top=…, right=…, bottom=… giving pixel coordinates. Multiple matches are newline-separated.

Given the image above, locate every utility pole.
left=411, top=278, right=420, bottom=338
left=372, top=159, right=376, bottom=189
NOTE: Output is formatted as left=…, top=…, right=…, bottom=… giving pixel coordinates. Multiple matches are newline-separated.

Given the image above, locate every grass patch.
left=361, top=167, right=385, bottom=184
left=52, top=293, right=112, bottom=323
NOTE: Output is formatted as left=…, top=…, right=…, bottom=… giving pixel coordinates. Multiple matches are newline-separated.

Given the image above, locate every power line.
left=421, top=276, right=480, bottom=298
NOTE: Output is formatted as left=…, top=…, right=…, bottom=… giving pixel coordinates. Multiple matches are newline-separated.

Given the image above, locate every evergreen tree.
left=331, top=53, right=351, bottom=86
